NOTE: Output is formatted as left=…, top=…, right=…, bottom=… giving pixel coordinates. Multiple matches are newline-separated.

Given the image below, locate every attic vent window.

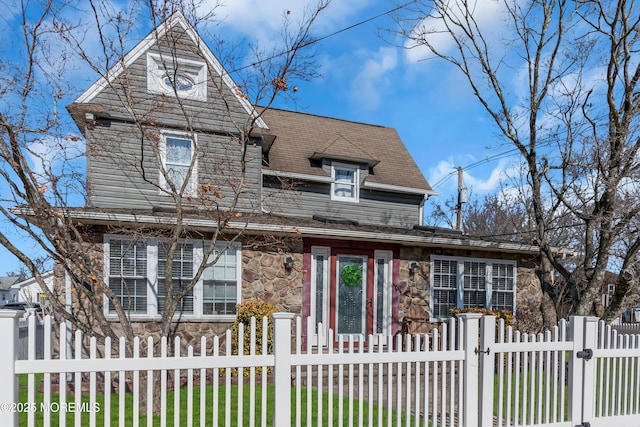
left=147, top=53, right=207, bottom=101
left=164, top=74, right=195, bottom=91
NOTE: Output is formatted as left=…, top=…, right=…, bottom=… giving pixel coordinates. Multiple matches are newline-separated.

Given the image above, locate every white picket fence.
left=2, top=310, right=640, bottom=427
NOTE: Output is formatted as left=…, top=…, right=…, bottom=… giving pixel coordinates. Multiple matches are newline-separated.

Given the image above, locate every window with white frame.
left=161, top=133, right=197, bottom=195
left=431, top=256, right=516, bottom=319
left=491, top=263, right=515, bottom=311
left=157, top=242, right=194, bottom=314
left=331, top=163, right=359, bottom=202
left=147, top=53, right=207, bottom=101
left=202, top=246, right=239, bottom=316
left=105, top=236, right=240, bottom=318
left=108, top=240, right=148, bottom=314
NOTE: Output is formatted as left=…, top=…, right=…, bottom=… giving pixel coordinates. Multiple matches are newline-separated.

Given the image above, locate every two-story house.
left=64, top=12, right=543, bottom=343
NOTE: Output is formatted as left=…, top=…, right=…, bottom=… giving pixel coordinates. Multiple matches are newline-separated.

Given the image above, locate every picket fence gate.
left=2, top=310, right=640, bottom=427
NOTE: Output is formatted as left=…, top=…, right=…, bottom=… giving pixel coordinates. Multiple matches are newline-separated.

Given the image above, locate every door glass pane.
left=375, top=258, right=385, bottom=334
left=337, top=256, right=367, bottom=336
left=314, top=254, right=325, bottom=328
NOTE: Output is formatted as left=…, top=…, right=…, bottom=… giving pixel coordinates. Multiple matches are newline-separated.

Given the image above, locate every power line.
left=230, top=2, right=411, bottom=73
left=431, top=138, right=560, bottom=190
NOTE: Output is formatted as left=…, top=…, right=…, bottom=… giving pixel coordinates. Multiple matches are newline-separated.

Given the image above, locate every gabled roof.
left=0, top=276, right=21, bottom=291
left=260, top=108, right=434, bottom=193
left=72, top=12, right=266, bottom=129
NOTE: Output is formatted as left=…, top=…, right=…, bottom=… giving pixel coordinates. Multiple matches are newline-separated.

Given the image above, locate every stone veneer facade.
left=50, top=239, right=544, bottom=355
left=395, top=247, right=543, bottom=333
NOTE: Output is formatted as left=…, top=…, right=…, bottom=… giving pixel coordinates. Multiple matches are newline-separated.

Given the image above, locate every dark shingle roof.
left=260, top=108, right=432, bottom=192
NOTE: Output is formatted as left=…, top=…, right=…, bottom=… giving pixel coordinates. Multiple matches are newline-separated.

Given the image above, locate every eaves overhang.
left=262, top=169, right=333, bottom=184
left=63, top=210, right=542, bottom=255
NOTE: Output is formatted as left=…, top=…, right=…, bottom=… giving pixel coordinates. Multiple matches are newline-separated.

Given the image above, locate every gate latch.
left=577, top=349, right=593, bottom=361
left=474, top=347, right=490, bottom=355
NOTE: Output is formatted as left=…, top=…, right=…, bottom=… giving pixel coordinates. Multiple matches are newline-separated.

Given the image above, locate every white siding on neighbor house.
left=12, top=271, right=54, bottom=304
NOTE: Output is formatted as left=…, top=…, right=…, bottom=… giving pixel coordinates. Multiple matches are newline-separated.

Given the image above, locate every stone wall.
left=51, top=235, right=545, bottom=354
left=240, top=245, right=304, bottom=315
left=395, top=247, right=543, bottom=332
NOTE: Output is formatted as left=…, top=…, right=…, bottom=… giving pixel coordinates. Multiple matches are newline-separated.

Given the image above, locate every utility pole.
left=455, top=167, right=467, bottom=231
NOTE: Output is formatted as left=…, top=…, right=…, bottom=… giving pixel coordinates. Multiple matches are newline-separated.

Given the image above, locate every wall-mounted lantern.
left=409, top=262, right=420, bottom=278
left=283, top=255, right=294, bottom=270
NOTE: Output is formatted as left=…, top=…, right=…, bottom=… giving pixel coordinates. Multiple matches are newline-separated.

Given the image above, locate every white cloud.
left=200, top=0, right=371, bottom=44
left=404, top=0, right=510, bottom=63
left=427, top=156, right=522, bottom=198
left=348, top=47, right=398, bottom=110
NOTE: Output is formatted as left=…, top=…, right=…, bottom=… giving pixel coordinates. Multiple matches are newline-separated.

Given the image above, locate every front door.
left=308, top=245, right=394, bottom=345
left=336, top=255, right=368, bottom=337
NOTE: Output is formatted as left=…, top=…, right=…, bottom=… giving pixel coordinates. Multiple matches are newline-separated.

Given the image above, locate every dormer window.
left=147, top=53, right=207, bottom=101
left=331, top=162, right=359, bottom=202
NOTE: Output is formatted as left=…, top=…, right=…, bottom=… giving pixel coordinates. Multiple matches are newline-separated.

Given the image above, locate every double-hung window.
left=431, top=258, right=458, bottom=319
left=104, top=236, right=240, bottom=318
left=108, top=239, right=148, bottom=314
left=491, top=263, right=515, bottom=311
left=431, top=256, right=516, bottom=320
left=202, top=246, right=239, bottom=316
left=161, top=133, right=197, bottom=195
left=157, top=242, right=194, bottom=314
left=331, top=163, right=359, bottom=202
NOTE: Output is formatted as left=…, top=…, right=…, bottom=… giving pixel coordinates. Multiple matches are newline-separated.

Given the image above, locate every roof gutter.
left=362, top=181, right=439, bottom=197
left=262, top=169, right=334, bottom=183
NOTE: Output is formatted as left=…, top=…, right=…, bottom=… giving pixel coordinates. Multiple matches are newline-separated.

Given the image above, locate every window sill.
left=330, top=197, right=360, bottom=203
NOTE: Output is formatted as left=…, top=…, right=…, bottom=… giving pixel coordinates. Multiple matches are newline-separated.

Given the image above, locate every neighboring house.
left=0, top=276, right=20, bottom=305
left=11, top=271, right=54, bottom=306
left=61, top=12, right=543, bottom=343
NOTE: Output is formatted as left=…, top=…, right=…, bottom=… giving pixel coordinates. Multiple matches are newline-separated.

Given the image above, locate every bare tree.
left=399, top=0, right=640, bottom=326
left=0, top=0, right=329, bottom=349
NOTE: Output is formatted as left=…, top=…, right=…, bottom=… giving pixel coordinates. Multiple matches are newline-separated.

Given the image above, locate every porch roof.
left=59, top=208, right=545, bottom=256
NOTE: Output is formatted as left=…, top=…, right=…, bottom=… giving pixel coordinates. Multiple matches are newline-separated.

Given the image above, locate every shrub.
left=230, top=301, right=278, bottom=376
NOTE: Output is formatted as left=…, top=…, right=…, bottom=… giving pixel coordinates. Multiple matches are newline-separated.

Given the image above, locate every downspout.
left=419, top=195, right=427, bottom=226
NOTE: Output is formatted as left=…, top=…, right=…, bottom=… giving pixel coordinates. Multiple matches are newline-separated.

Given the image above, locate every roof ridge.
left=262, top=106, right=390, bottom=129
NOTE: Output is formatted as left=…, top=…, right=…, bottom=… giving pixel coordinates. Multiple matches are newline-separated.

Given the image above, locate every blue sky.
left=232, top=0, right=520, bottom=204
left=0, top=0, right=521, bottom=274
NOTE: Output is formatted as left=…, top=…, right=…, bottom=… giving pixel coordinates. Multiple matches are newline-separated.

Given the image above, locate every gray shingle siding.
left=86, top=121, right=261, bottom=211
left=262, top=179, right=422, bottom=227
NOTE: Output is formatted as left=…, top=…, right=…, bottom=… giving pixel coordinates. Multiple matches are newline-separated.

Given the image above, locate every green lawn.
left=17, top=375, right=418, bottom=426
